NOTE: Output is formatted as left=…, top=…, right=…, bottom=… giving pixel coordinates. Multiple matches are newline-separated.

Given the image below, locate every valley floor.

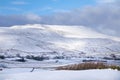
left=1, top=58, right=120, bottom=68
left=0, top=58, right=120, bottom=80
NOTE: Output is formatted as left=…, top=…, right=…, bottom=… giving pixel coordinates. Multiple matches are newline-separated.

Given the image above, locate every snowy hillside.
left=0, top=24, right=120, bottom=58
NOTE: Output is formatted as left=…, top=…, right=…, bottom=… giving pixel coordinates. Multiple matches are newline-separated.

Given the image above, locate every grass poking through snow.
left=56, top=62, right=120, bottom=71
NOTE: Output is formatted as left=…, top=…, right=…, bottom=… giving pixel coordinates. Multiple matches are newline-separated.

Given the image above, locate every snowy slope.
left=0, top=24, right=120, bottom=57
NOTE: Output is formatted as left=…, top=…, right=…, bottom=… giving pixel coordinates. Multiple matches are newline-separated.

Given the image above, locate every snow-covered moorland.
left=0, top=24, right=120, bottom=52
left=0, top=24, right=120, bottom=59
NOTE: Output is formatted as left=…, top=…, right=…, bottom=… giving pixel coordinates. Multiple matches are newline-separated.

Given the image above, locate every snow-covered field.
left=0, top=24, right=120, bottom=80
left=0, top=68, right=120, bottom=80
left=0, top=58, right=120, bottom=80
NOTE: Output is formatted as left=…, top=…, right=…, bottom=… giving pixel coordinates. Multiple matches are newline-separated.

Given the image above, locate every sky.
left=0, top=0, right=96, bottom=15
left=0, top=0, right=120, bottom=37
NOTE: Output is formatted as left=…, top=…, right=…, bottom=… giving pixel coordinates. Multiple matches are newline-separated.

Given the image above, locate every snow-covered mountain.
left=0, top=24, right=120, bottom=58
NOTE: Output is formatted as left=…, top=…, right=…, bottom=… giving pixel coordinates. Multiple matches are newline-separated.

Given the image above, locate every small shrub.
left=0, top=64, right=7, bottom=68
left=16, top=54, right=21, bottom=58
left=110, top=65, right=120, bottom=71
left=26, top=55, right=32, bottom=59
left=53, top=56, right=64, bottom=59
left=103, top=57, right=113, bottom=60
left=15, top=57, right=26, bottom=62
left=0, top=55, right=5, bottom=59
left=32, top=56, right=45, bottom=61
left=26, top=55, right=49, bottom=61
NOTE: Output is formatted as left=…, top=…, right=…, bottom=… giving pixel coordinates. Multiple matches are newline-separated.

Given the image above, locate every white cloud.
left=53, top=9, right=70, bottom=13
left=11, top=1, right=28, bottom=5
left=97, top=0, right=116, bottom=3
left=96, top=0, right=120, bottom=4
left=25, top=14, right=41, bottom=22
left=52, top=0, right=58, bottom=2
left=0, top=7, right=22, bottom=11
left=41, top=5, right=120, bottom=37
left=40, top=7, right=53, bottom=11
left=0, top=14, right=42, bottom=27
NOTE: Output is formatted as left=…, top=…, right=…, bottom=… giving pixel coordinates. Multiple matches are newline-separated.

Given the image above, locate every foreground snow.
left=0, top=69, right=120, bottom=80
